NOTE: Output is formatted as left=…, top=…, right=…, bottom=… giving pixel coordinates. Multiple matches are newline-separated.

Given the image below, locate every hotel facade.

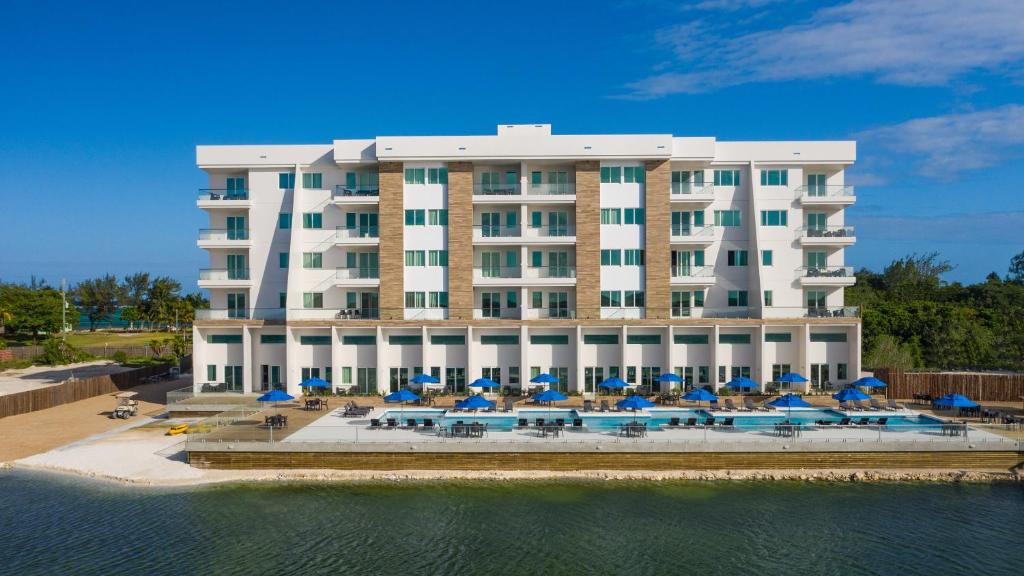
left=192, top=124, right=860, bottom=397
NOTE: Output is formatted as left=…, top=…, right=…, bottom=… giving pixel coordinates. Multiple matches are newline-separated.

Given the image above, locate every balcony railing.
left=526, top=183, right=575, bottom=196
left=799, top=266, right=854, bottom=278
left=473, top=183, right=521, bottom=195
left=289, top=308, right=381, bottom=320
left=671, top=265, right=715, bottom=278
left=800, top=226, right=855, bottom=239
left=194, top=308, right=286, bottom=321
left=335, top=226, right=380, bottom=239
left=336, top=267, right=380, bottom=280
left=671, top=225, right=716, bottom=238
left=600, top=307, right=645, bottom=319
left=473, top=225, right=522, bottom=238
left=334, top=308, right=380, bottom=320
left=199, top=268, right=250, bottom=281
left=805, top=306, right=860, bottom=318
left=797, top=184, right=855, bottom=199
left=333, top=184, right=380, bottom=198
left=475, top=308, right=522, bottom=319
left=198, top=189, right=249, bottom=201
left=475, top=266, right=522, bottom=279
left=527, top=224, right=576, bottom=237
left=671, top=182, right=714, bottom=195
left=199, top=228, right=249, bottom=241
left=527, top=266, right=576, bottom=279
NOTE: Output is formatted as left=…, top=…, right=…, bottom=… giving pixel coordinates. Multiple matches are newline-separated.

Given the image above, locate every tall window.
left=302, top=292, right=323, bottom=309
left=428, top=209, right=448, bottom=225
left=714, top=210, right=741, bottom=227
left=727, top=250, right=748, bottom=266
left=623, top=166, right=645, bottom=183
left=713, top=169, right=741, bottom=186
left=405, top=250, right=426, bottom=266
left=624, top=208, right=645, bottom=225
left=404, top=168, right=425, bottom=184
left=764, top=290, right=773, bottom=306
left=278, top=213, right=291, bottom=229
left=600, top=249, right=621, bottom=266
left=600, top=208, right=621, bottom=224
left=601, top=290, right=621, bottom=307
left=428, top=250, right=449, bottom=266
left=624, top=290, right=645, bottom=307
left=728, top=290, right=748, bottom=307
left=428, top=291, right=449, bottom=308
left=760, top=210, right=789, bottom=226
left=427, top=167, right=448, bottom=184
left=759, top=169, right=788, bottom=186
left=302, top=252, right=322, bottom=269
left=761, top=250, right=773, bottom=266
left=807, top=174, right=827, bottom=196
left=600, top=166, right=622, bottom=183
left=405, top=292, right=426, bottom=308
left=624, top=249, right=645, bottom=266
left=404, top=209, right=425, bottom=226
left=278, top=172, right=295, bottom=189
left=302, top=213, right=322, bottom=229
left=302, top=173, right=323, bottom=189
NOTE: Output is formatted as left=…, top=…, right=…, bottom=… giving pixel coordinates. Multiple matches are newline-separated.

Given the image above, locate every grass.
left=3, top=331, right=173, bottom=348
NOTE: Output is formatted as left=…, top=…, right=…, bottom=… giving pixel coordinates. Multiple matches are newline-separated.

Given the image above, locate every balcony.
left=194, top=308, right=286, bottom=321
left=474, top=266, right=522, bottom=283
left=600, top=307, right=645, bottom=319
left=290, top=308, right=380, bottom=321
left=335, top=226, right=380, bottom=245
left=331, top=185, right=380, bottom=205
left=798, top=266, right=856, bottom=287
left=798, top=226, right=856, bottom=247
left=670, top=265, right=717, bottom=286
left=523, top=224, right=576, bottom=244
left=525, top=308, right=576, bottom=320
left=805, top=306, right=860, bottom=319
left=473, top=308, right=522, bottom=320
left=197, top=229, right=251, bottom=249
left=334, top=267, right=381, bottom=287
left=474, top=266, right=576, bottom=286
left=670, top=182, right=715, bottom=203
left=473, top=182, right=521, bottom=202
left=797, top=185, right=855, bottom=206
left=197, top=268, right=250, bottom=288
left=473, top=225, right=522, bottom=243
left=524, top=182, right=576, bottom=203
left=404, top=308, right=450, bottom=320
left=197, top=189, right=251, bottom=209
left=670, top=225, right=716, bottom=246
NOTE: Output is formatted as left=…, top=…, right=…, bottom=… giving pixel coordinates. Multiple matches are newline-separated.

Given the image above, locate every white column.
left=754, top=324, right=766, bottom=388
left=466, top=325, right=475, bottom=387
left=710, top=324, right=720, bottom=392
left=286, top=163, right=304, bottom=322
left=800, top=323, right=811, bottom=382
left=575, top=325, right=584, bottom=395
left=285, top=327, right=299, bottom=396
left=620, top=325, right=628, bottom=383
left=519, top=325, right=529, bottom=389
left=852, top=322, right=863, bottom=379
left=664, top=325, right=674, bottom=393
left=376, top=326, right=388, bottom=394
left=191, top=326, right=204, bottom=394
left=331, top=326, right=342, bottom=393
left=242, top=326, right=254, bottom=394
left=420, top=325, right=430, bottom=376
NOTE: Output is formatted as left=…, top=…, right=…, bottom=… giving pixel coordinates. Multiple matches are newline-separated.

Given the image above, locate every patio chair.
left=838, top=417, right=852, bottom=426
left=709, top=400, right=721, bottom=412
left=684, top=417, right=698, bottom=428
left=600, top=400, right=610, bottom=412
left=583, top=400, right=594, bottom=413
left=503, top=398, right=514, bottom=412
left=386, top=418, right=398, bottom=429
left=536, top=418, right=545, bottom=427
left=887, top=398, right=904, bottom=411
left=855, top=417, right=870, bottom=426
left=668, top=417, right=681, bottom=427
left=869, top=398, right=885, bottom=411
left=555, top=418, right=565, bottom=427
left=516, top=418, right=528, bottom=428
left=369, top=419, right=381, bottom=428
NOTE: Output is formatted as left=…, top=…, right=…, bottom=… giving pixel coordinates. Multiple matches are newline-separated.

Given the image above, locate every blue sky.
left=1, top=0, right=1021, bottom=290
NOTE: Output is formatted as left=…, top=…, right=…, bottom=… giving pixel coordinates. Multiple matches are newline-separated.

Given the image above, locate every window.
left=530, top=335, right=569, bottom=345
left=302, top=252, right=322, bottom=269
left=765, top=332, right=792, bottom=343
left=718, top=366, right=727, bottom=383
left=764, top=290, right=773, bottom=306
left=301, top=213, right=323, bottom=229
left=584, top=334, right=619, bottom=345
left=428, top=209, right=448, bottom=225
left=428, top=291, right=449, bottom=308
left=481, top=334, right=519, bottom=345
left=431, top=335, right=464, bottom=345
left=759, top=169, right=789, bottom=186
left=671, top=170, right=706, bottom=193
left=600, top=249, right=621, bottom=266
left=806, top=290, right=827, bottom=309
left=404, top=168, right=425, bottom=184
left=278, top=172, right=295, bottom=189
left=300, top=335, right=330, bottom=345
left=343, top=335, right=376, bottom=345
left=837, top=363, right=848, bottom=380
left=760, top=210, right=789, bottom=226
left=209, top=334, right=242, bottom=344
left=627, top=334, right=660, bottom=345
left=719, top=334, right=751, bottom=344
left=694, top=290, right=704, bottom=307
left=623, top=166, right=645, bottom=183
left=405, top=250, right=426, bottom=266
left=728, top=290, right=748, bottom=307
left=713, top=169, right=741, bottom=186
left=531, top=291, right=543, bottom=309
left=727, top=250, right=748, bottom=266
left=807, top=174, right=827, bottom=196
left=427, top=167, right=448, bottom=184
left=624, top=249, right=645, bottom=266
left=260, top=334, right=286, bottom=344
left=302, top=292, right=323, bottom=309
left=624, top=290, right=645, bottom=307
left=341, top=367, right=352, bottom=384
left=404, top=292, right=426, bottom=308
left=600, top=208, right=621, bottom=224
left=531, top=171, right=542, bottom=187
left=600, top=166, right=622, bottom=183
left=278, top=293, right=286, bottom=308
left=278, top=253, right=289, bottom=268
left=601, top=290, right=621, bottom=307
left=389, top=335, right=423, bottom=345
left=810, top=332, right=848, bottom=343
left=206, top=365, right=217, bottom=381
left=302, top=173, right=323, bottom=189
left=762, top=250, right=773, bottom=266
left=714, top=210, right=741, bottom=227
left=278, top=213, right=291, bottom=229
left=428, top=250, right=448, bottom=266
left=404, top=209, right=425, bottom=226
left=671, top=291, right=692, bottom=317
left=674, top=334, right=709, bottom=344
left=627, top=367, right=637, bottom=384
left=624, top=208, right=645, bottom=225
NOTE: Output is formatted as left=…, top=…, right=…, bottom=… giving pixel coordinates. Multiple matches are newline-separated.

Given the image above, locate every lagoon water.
left=1, top=470, right=1021, bottom=575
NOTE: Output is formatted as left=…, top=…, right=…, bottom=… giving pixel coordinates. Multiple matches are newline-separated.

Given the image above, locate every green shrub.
left=111, top=350, right=128, bottom=364
left=38, top=337, right=90, bottom=365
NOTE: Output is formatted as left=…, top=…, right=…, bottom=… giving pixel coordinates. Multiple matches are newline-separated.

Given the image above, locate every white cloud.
left=857, top=105, right=1024, bottom=177
left=626, top=0, right=1024, bottom=98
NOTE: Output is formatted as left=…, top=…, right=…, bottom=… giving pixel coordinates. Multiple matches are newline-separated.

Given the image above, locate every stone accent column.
left=378, top=162, right=404, bottom=320
left=644, top=160, right=670, bottom=320
left=447, top=162, right=474, bottom=320
left=574, top=161, right=601, bottom=320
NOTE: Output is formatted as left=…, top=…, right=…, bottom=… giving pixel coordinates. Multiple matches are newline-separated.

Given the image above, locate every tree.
left=75, top=275, right=123, bottom=331
left=1009, top=250, right=1024, bottom=284
left=880, top=252, right=954, bottom=303
left=120, top=272, right=150, bottom=330
left=142, top=276, right=182, bottom=326
left=0, top=284, right=69, bottom=338
left=864, top=334, right=915, bottom=370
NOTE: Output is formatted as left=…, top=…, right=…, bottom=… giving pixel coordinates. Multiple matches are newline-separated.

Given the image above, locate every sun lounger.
left=369, top=419, right=381, bottom=428
left=668, top=417, right=681, bottom=427
left=684, top=417, right=698, bottom=428
left=855, top=417, right=870, bottom=426
left=838, top=417, right=851, bottom=426
left=600, top=400, right=610, bottom=412
left=887, top=399, right=904, bottom=411
left=583, top=400, right=594, bottom=413
left=853, top=399, right=870, bottom=411
left=869, top=398, right=885, bottom=411
left=422, top=418, right=434, bottom=429
left=703, top=417, right=715, bottom=427
left=516, top=418, right=528, bottom=428
left=724, top=399, right=738, bottom=411
left=386, top=418, right=398, bottom=429
left=743, top=398, right=758, bottom=412
left=572, top=418, right=583, bottom=429
left=721, top=417, right=735, bottom=428
left=503, top=398, right=514, bottom=412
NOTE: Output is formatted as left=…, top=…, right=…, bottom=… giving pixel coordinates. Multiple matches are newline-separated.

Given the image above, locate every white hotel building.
left=192, top=124, right=860, bottom=397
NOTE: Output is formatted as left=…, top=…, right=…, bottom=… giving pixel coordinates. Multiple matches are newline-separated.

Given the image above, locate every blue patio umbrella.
left=617, top=395, right=656, bottom=414
left=768, top=393, right=812, bottom=419
left=410, top=373, right=440, bottom=385
left=384, top=389, right=420, bottom=422
left=470, top=377, right=500, bottom=390
left=725, top=376, right=759, bottom=391
left=301, top=377, right=330, bottom=396
left=257, top=389, right=294, bottom=404
left=533, top=389, right=568, bottom=420
left=832, top=388, right=870, bottom=403
left=778, top=373, right=809, bottom=383
left=457, top=395, right=496, bottom=410
left=852, top=376, right=887, bottom=389
left=933, top=393, right=979, bottom=409
left=530, top=373, right=560, bottom=384
left=659, top=372, right=684, bottom=392
left=599, top=377, right=628, bottom=394
left=682, top=387, right=718, bottom=408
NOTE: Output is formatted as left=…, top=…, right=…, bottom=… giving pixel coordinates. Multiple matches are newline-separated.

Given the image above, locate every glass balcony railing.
left=335, top=267, right=380, bottom=280
left=474, top=266, right=522, bottom=279
left=800, top=226, right=855, bottom=239
left=474, top=308, right=521, bottom=320
left=526, top=183, right=575, bottom=195
left=799, top=266, right=854, bottom=278
left=473, top=225, right=522, bottom=238
left=335, top=226, right=380, bottom=239
left=473, top=183, right=521, bottom=195
left=671, top=265, right=714, bottom=278
left=671, top=182, right=714, bottom=195
left=199, top=268, right=250, bottom=281
left=805, top=306, right=860, bottom=318
left=198, top=228, right=249, bottom=241
left=194, top=308, right=287, bottom=321
left=797, top=184, right=855, bottom=199
left=198, top=189, right=249, bottom=201
left=671, top=225, right=715, bottom=238
left=527, top=224, right=575, bottom=237
left=527, top=266, right=576, bottom=279
left=333, top=184, right=380, bottom=198
left=334, top=307, right=380, bottom=319
left=533, top=308, right=575, bottom=319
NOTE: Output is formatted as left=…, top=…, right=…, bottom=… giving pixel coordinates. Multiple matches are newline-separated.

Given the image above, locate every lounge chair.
left=724, top=399, right=738, bottom=411
left=838, top=417, right=852, bottom=426
left=874, top=417, right=888, bottom=429
left=600, top=400, right=610, bottom=412
left=535, top=418, right=545, bottom=427
left=386, top=418, right=398, bottom=429
left=555, top=418, right=566, bottom=427
left=516, top=418, right=528, bottom=428
left=743, top=397, right=757, bottom=412
left=503, top=398, right=514, bottom=412
left=572, top=418, right=583, bottom=429
left=405, top=419, right=417, bottom=429
left=684, top=417, right=698, bottom=428
left=583, top=400, right=594, bottom=413
left=887, top=398, right=904, bottom=411
left=668, top=417, right=681, bottom=427
left=422, top=418, right=434, bottom=429
left=703, top=417, right=716, bottom=427
left=869, top=398, right=885, bottom=411
left=853, top=399, right=869, bottom=411
left=855, top=417, right=870, bottom=426
left=838, top=400, right=852, bottom=412
left=709, top=401, right=721, bottom=412
left=721, top=417, right=735, bottom=428
left=369, top=418, right=381, bottom=428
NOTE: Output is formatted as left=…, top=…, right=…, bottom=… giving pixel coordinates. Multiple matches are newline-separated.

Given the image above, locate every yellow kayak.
left=166, top=423, right=190, bottom=436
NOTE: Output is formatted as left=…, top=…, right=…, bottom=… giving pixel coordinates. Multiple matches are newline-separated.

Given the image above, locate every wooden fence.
left=877, top=369, right=1024, bottom=402
left=0, top=360, right=187, bottom=419
left=2, top=344, right=162, bottom=361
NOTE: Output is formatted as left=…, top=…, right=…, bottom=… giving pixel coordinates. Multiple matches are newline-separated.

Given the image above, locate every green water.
left=1, top=471, right=1021, bottom=575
